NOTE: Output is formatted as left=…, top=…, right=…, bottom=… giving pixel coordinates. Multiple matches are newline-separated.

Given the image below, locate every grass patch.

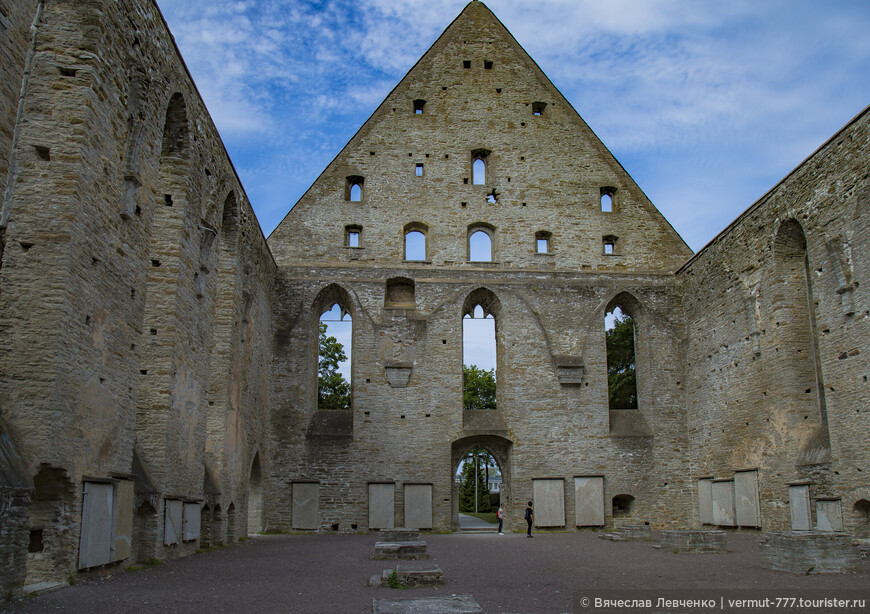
left=126, top=564, right=145, bottom=573
left=196, top=544, right=227, bottom=553
left=463, top=512, right=497, bottom=524
left=238, top=537, right=249, bottom=542
left=144, top=558, right=163, bottom=567
left=386, top=570, right=405, bottom=589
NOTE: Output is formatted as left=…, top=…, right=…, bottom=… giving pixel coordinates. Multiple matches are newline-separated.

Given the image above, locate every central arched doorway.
left=451, top=435, right=512, bottom=531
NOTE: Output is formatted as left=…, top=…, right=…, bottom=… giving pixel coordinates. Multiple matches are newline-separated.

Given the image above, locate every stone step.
left=373, top=540, right=429, bottom=560
left=373, top=595, right=483, bottom=613
left=661, top=529, right=727, bottom=554
left=378, top=563, right=444, bottom=588
left=378, top=528, right=421, bottom=543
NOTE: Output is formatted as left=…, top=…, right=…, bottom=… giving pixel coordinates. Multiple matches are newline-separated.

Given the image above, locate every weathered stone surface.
left=661, top=530, right=727, bottom=554
left=379, top=563, right=444, bottom=588
left=378, top=528, right=421, bottom=542
left=599, top=522, right=653, bottom=542
left=373, top=540, right=429, bottom=560
left=373, top=595, right=482, bottom=614
left=759, top=532, right=863, bottom=574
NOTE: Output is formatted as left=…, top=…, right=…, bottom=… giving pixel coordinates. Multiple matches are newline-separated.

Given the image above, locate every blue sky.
left=155, top=0, right=870, bottom=253
left=155, top=0, right=870, bottom=376
left=155, top=0, right=870, bottom=254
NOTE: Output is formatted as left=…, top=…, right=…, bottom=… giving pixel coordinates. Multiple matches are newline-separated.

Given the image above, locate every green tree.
left=458, top=446, right=494, bottom=513
left=606, top=312, right=638, bottom=409
left=318, top=322, right=351, bottom=409
left=463, top=364, right=496, bottom=410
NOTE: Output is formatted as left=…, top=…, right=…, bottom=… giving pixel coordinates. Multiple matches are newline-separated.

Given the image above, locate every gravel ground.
left=3, top=531, right=868, bottom=613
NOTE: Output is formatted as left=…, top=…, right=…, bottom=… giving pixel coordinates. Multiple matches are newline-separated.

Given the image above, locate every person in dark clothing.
left=496, top=504, right=505, bottom=535
left=524, top=501, right=534, bottom=537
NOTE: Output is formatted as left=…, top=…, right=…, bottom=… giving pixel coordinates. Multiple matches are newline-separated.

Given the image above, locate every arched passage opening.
left=247, top=453, right=264, bottom=535
left=612, top=494, right=635, bottom=519
left=454, top=445, right=501, bottom=515
left=450, top=436, right=511, bottom=531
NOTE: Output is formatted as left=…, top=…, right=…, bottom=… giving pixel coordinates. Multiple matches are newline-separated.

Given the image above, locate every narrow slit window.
left=415, top=163, right=423, bottom=176
left=605, top=304, right=637, bottom=409
left=319, top=304, right=352, bottom=410
left=473, top=159, right=485, bottom=185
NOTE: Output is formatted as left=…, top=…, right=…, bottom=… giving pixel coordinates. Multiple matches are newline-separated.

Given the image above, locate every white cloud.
left=155, top=0, right=870, bottom=246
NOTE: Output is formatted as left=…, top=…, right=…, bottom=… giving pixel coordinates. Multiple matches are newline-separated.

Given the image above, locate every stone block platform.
left=378, top=529, right=421, bottom=542
left=373, top=540, right=429, bottom=560
left=599, top=523, right=652, bottom=541
left=759, top=532, right=863, bottom=574
left=372, top=563, right=444, bottom=588
left=661, top=530, right=727, bottom=554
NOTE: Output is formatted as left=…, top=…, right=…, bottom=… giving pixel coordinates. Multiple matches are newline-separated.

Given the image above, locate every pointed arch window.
left=605, top=295, right=639, bottom=410
left=346, top=175, right=364, bottom=202
left=318, top=303, right=352, bottom=410
left=462, top=289, right=501, bottom=410
left=471, top=149, right=490, bottom=185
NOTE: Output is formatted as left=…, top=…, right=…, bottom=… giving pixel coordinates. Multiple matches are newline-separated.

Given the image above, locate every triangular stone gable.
left=269, top=1, right=692, bottom=273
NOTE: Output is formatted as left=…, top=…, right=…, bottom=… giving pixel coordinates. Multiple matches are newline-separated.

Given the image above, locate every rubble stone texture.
left=0, top=0, right=867, bottom=597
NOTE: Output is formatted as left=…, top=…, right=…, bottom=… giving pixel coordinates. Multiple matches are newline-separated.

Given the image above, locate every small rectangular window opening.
left=603, top=238, right=615, bottom=255
left=346, top=226, right=361, bottom=248
left=463, top=60, right=471, bottom=69
left=29, top=529, right=44, bottom=553
left=415, top=163, right=423, bottom=176
left=537, top=238, right=549, bottom=254
left=532, top=101, right=546, bottom=116
left=413, top=99, right=425, bottom=114
left=484, top=60, right=493, bottom=70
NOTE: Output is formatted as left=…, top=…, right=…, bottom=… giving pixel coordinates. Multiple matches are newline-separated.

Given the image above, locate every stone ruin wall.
left=0, top=0, right=867, bottom=599
left=267, top=1, right=694, bottom=533
left=269, top=267, right=692, bottom=533
left=0, top=0, right=274, bottom=595
left=679, top=106, right=870, bottom=533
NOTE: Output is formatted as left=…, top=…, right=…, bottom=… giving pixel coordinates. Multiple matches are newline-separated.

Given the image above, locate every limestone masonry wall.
left=0, top=0, right=274, bottom=595
left=679, top=107, right=870, bottom=532
left=0, top=0, right=867, bottom=598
